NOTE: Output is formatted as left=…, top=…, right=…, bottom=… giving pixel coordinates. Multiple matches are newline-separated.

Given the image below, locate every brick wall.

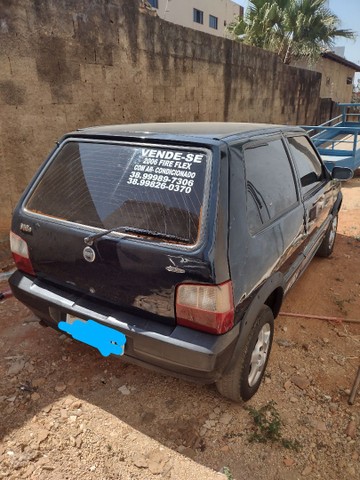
left=0, top=0, right=322, bottom=245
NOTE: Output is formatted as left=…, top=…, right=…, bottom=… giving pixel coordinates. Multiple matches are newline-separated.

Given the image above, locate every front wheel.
left=316, top=214, right=338, bottom=258
left=216, top=305, right=274, bottom=402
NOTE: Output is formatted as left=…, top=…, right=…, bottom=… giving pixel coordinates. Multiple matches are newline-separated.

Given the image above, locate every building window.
left=347, top=76, right=353, bottom=85
left=148, top=0, right=158, bottom=8
left=193, top=8, right=204, bottom=24
left=209, top=15, right=218, bottom=29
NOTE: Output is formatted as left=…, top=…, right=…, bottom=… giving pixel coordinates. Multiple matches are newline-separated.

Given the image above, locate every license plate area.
left=65, top=313, right=85, bottom=325
left=58, top=314, right=126, bottom=357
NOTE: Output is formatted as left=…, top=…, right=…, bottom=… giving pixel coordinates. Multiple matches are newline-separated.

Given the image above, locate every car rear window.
left=26, top=141, right=209, bottom=244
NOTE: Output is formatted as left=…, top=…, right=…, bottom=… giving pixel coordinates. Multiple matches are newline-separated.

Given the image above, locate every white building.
left=146, top=0, right=244, bottom=37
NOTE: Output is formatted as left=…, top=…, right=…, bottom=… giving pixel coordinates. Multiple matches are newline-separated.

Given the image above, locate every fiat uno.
left=9, top=123, right=352, bottom=401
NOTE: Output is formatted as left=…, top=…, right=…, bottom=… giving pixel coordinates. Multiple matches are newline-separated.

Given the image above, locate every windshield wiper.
left=84, top=226, right=129, bottom=246
left=84, top=226, right=190, bottom=246
left=125, top=227, right=190, bottom=243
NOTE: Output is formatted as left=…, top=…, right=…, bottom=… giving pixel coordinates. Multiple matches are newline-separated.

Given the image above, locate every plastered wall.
left=294, top=56, right=355, bottom=103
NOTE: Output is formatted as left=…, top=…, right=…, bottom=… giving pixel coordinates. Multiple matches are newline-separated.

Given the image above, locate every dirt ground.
left=0, top=178, right=359, bottom=480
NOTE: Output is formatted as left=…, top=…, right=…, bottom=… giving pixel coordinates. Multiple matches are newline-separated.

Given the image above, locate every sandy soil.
left=0, top=178, right=359, bottom=480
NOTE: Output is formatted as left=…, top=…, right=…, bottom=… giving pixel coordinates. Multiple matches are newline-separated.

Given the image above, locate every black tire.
left=216, top=305, right=274, bottom=402
left=316, top=214, right=338, bottom=258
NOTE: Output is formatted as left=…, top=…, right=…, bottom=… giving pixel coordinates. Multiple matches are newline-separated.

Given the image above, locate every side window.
left=244, top=139, right=298, bottom=234
left=287, top=136, right=324, bottom=196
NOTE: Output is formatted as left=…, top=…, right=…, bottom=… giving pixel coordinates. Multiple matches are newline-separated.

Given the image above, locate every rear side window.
left=244, top=139, right=298, bottom=234
left=287, top=136, right=324, bottom=195
left=26, top=141, right=208, bottom=244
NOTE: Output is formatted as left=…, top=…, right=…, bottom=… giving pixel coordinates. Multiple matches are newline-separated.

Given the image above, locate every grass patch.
left=222, top=466, right=234, bottom=480
left=247, top=401, right=301, bottom=451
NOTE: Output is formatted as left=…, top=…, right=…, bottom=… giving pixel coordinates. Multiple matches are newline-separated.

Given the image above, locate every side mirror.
left=331, top=166, right=354, bottom=181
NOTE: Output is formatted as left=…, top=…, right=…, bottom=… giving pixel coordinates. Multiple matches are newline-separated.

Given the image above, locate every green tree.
left=227, top=0, right=356, bottom=64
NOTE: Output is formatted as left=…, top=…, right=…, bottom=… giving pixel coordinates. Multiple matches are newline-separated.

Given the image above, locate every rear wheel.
left=216, top=305, right=274, bottom=402
left=316, top=214, right=338, bottom=257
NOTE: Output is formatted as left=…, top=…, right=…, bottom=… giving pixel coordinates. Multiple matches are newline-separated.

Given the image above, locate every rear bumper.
left=9, top=271, right=239, bottom=383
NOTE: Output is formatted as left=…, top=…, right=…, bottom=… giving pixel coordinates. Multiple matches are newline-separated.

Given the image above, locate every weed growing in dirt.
left=222, top=466, right=234, bottom=480
left=333, top=296, right=355, bottom=315
left=247, top=401, right=301, bottom=451
left=334, top=298, right=344, bottom=312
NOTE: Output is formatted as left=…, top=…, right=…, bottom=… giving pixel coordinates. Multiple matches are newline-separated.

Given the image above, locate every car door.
left=228, top=135, right=306, bottom=303
left=285, top=134, right=334, bottom=261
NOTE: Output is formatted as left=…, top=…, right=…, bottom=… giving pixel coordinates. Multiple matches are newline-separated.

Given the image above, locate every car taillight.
left=10, top=231, right=35, bottom=276
left=175, top=280, right=234, bottom=334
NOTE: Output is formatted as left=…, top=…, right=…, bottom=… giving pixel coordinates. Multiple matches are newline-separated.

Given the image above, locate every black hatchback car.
left=9, top=123, right=352, bottom=401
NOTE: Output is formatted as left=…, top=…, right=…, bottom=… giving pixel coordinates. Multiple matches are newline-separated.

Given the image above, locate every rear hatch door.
left=22, top=139, right=212, bottom=324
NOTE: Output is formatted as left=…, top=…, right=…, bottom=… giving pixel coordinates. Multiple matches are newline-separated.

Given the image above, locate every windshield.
left=26, top=141, right=209, bottom=244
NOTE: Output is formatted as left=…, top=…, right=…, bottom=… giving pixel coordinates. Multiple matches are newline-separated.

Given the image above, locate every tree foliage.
left=227, top=0, right=356, bottom=64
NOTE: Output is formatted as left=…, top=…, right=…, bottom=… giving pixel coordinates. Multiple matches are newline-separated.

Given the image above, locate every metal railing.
left=302, top=103, right=360, bottom=159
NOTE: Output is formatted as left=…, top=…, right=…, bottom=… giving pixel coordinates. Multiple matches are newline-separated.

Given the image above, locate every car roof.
left=74, top=122, right=303, bottom=142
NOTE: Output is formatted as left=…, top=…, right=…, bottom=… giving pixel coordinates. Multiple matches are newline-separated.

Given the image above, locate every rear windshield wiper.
left=84, top=226, right=190, bottom=246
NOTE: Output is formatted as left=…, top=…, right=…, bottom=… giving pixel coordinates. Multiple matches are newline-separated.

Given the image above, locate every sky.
left=233, top=0, right=360, bottom=82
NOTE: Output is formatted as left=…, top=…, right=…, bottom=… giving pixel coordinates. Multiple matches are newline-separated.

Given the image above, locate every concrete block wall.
left=0, top=0, right=322, bottom=244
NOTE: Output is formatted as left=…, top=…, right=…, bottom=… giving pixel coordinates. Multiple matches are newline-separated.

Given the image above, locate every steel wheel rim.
left=328, top=216, right=338, bottom=249
left=248, top=323, right=271, bottom=387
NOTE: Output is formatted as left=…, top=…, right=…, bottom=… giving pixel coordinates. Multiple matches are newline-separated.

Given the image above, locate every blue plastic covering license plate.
left=58, top=315, right=126, bottom=357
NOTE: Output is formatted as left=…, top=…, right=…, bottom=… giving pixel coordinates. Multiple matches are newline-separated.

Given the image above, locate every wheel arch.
left=264, top=286, right=284, bottom=319
left=331, top=191, right=343, bottom=216
left=223, top=272, right=284, bottom=375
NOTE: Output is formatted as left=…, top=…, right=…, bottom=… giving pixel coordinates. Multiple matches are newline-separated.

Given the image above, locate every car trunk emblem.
left=83, top=246, right=96, bottom=262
